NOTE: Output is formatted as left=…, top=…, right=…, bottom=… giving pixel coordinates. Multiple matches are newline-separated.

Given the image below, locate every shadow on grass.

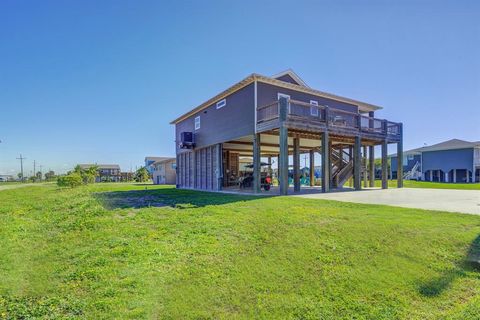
left=94, top=188, right=266, bottom=210
left=419, top=235, right=480, bottom=297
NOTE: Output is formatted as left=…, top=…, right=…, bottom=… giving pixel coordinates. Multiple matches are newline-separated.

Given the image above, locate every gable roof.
left=271, top=69, right=309, bottom=87
left=170, top=70, right=383, bottom=124
left=151, top=157, right=176, bottom=166
left=390, top=139, right=480, bottom=157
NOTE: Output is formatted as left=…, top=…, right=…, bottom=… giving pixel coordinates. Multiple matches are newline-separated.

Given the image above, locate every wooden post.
left=369, top=145, right=375, bottom=187
left=253, top=133, right=261, bottom=193
left=293, top=137, right=300, bottom=192
left=216, top=144, right=223, bottom=191
left=397, top=123, right=404, bottom=188
left=354, top=136, right=362, bottom=190
left=363, top=145, right=368, bottom=188
left=309, top=150, right=315, bottom=186
left=381, top=140, right=388, bottom=189
left=321, top=132, right=330, bottom=193
left=279, top=97, right=289, bottom=195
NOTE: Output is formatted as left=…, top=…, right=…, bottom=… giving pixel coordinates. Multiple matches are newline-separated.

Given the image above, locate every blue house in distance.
left=390, top=139, right=480, bottom=183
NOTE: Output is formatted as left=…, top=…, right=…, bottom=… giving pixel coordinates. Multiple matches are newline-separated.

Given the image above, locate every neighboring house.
left=145, top=156, right=171, bottom=175
left=390, top=139, right=480, bottom=183
left=78, top=164, right=121, bottom=182
left=152, top=158, right=176, bottom=184
left=170, top=69, right=403, bottom=194
left=0, top=175, right=14, bottom=182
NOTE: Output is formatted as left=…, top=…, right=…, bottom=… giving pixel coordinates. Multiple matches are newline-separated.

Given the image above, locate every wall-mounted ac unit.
left=180, top=132, right=195, bottom=149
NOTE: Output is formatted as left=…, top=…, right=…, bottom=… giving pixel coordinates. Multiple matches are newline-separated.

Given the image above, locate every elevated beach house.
left=170, top=70, right=403, bottom=194
left=390, top=139, right=480, bottom=183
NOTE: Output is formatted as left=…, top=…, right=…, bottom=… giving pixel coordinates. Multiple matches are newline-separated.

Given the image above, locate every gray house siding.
left=275, top=74, right=301, bottom=85
left=175, top=83, right=255, bottom=153
left=257, top=82, right=359, bottom=114
left=176, top=144, right=221, bottom=190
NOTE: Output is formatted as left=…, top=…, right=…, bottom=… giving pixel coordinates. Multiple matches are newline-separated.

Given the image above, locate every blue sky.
left=1, top=0, right=479, bottom=175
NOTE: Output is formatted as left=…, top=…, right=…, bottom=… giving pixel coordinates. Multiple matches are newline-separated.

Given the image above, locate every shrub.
left=57, top=173, right=83, bottom=188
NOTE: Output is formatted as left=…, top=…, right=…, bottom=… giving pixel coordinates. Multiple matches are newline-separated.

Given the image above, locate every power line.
left=16, top=154, right=26, bottom=182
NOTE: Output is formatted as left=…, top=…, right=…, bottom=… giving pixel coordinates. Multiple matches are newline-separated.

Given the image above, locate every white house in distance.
left=151, top=157, right=176, bottom=185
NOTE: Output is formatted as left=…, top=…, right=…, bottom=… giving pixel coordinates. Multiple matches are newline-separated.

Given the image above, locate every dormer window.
left=310, top=100, right=319, bottom=116
left=195, top=116, right=200, bottom=130
left=216, top=99, right=226, bottom=109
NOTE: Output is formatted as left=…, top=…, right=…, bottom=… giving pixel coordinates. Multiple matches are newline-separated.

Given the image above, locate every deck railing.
left=256, top=98, right=402, bottom=138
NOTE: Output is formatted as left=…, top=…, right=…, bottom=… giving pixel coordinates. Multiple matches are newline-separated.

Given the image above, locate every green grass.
left=1, top=183, right=480, bottom=319
left=374, top=179, right=480, bottom=190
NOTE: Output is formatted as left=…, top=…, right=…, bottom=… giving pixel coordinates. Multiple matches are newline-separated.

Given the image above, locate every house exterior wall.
left=176, top=144, right=222, bottom=190
left=422, top=148, right=474, bottom=174
left=153, top=160, right=176, bottom=184
left=257, top=82, right=359, bottom=114
left=175, top=83, right=255, bottom=153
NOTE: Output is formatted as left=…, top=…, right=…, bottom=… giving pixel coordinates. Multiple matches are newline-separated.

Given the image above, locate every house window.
left=216, top=99, right=226, bottom=109
left=310, top=100, right=319, bottom=116
left=195, top=116, right=200, bottom=130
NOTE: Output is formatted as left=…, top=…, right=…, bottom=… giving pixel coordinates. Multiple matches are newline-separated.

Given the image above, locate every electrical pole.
left=33, top=160, right=36, bottom=182
left=16, top=154, right=26, bottom=182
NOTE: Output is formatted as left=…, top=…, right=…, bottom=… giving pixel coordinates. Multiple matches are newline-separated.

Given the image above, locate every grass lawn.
left=374, top=179, right=480, bottom=190
left=1, top=183, right=480, bottom=319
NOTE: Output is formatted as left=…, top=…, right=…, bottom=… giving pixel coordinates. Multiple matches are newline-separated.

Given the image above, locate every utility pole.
left=39, top=165, right=43, bottom=182
left=33, top=160, right=36, bottom=182
left=16, top=154, right=26, bottom=182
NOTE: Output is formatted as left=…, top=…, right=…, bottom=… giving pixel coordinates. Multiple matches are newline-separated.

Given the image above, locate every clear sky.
left=1, top=0, right=479, bottom=175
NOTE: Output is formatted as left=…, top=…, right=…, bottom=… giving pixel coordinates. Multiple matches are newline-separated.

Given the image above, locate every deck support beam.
left=321, top=132, right=330, bottom=193
left=253, top=133, right=261, bottom=194
left=293, top=137, right=300, bottom=192
left=381, top=140, right=388, bottom=189
left=369, top=145, right=375, bottom=187
left=354, top=136, right=362, bottom=190
left=279, top=97, right=289, bottom=195
left=397, top=123, right=404, bottom=188
left=309, top=150, right=315, bottom=186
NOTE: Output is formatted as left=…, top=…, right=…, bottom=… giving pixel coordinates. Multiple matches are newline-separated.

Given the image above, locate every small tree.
left=135, top=167, right=150, bottom=182
left=45, top=170, right=56, bottom=181
left=83, top=165, right=98, bottom=184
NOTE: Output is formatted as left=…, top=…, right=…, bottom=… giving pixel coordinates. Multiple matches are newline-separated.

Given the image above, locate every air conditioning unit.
left=180, top=132, right=195, bottom=149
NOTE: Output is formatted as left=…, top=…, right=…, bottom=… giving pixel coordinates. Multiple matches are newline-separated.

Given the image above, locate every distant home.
left=151, top=158, right=176, bottom=185
left=145, top=156, right=172, bottom=174
left=170, top=69, right=403, bottom=194
left=78, top=164, right=121, bottom=182
left=0, top=175, right=14, bottom=182
left=390, top=139, right=480, bottom=183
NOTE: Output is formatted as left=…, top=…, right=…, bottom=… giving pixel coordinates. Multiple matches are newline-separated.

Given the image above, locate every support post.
left=381, top=140, right=388, bottom=189
left=253, top=133, right=261, bottom=193
left=293, top=137, right=300, bottom=192
left=363, top=145, right=368, bottom=188
left=309, top=150, right=315, bottom=186
left=279, top=97, right=289, bottom=195
left=369, top=145, right=375, bottom=187
left=397, top=123, right=404, bottom=188
left=453, top=169, right=456, bottom=183
left=321, top=132, right=330, bottom=193
left=354, top=136, right=362, bottom=190
left=430, top=170, right=433, bottom=182
left=466, top=169, right=469, bottom=183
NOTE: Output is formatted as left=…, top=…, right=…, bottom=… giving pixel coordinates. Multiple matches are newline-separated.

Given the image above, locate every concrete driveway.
left=295, top=188, right=480, bottom=215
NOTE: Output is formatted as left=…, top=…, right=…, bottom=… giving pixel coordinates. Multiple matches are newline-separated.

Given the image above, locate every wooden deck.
left=256, top=99, right=402, bottom=143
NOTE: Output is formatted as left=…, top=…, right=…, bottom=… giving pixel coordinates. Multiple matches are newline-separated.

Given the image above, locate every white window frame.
left=310, top=100, right=319, bottom=116
left=278, top=93, right=290, bottom=113
left=194, top=116, right=200, bottom=130
left=216, top=99, right=226, bottom=109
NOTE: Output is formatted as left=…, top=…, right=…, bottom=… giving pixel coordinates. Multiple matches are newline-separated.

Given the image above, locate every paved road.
left=295, top=188, right=480, bottom=215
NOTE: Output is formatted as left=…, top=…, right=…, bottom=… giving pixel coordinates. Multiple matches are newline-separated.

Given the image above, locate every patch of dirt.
left=102, top=195, right=167, bottom=209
